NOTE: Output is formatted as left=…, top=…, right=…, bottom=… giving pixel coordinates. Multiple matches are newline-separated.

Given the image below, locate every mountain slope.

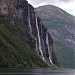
left=0, top=0, right=58, bottom=67
left=0, top=13, right=48, bottom=67
left=36, top=5, right=75, bottom=68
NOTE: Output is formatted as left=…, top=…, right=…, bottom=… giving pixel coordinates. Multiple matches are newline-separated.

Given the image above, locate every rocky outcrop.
left=0, top=0, right=58, bottom=66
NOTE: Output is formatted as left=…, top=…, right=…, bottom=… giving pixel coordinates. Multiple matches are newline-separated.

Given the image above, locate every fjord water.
left=0, top=68, right=74, bottom=75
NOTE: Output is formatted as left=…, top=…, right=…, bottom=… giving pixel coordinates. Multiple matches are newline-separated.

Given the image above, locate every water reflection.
left=0, top=68, right=74, bottom=75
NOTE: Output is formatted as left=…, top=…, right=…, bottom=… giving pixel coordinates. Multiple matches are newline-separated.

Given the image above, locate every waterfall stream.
left=46, top=33, right=53, bottom=64
left=28, top=4, right=32, bottom=34
left=35, top=15, right=45, bottom=61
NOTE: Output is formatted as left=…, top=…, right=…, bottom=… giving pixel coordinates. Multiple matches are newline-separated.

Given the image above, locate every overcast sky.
left=27, top=0, right=75, bottom=16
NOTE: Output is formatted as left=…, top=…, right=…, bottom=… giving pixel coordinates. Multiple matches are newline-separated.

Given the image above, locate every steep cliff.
left=0, top=0, right=58, bottom=67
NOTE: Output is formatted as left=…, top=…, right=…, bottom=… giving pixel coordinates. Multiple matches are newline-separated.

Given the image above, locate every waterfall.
left=41, top=21, right=45, bottom=59
left=28, top=4, right=32, bottom=34
left=46, top=33, right=53, bottom=64
left=35, top=15, right=45, bottom=61
left=42, top=38, right=46, bottom=58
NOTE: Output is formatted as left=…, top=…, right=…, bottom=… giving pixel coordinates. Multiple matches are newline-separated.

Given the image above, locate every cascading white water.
left=42, top=38, right=46, bottom=58
left=28, top=4, right=32, bottom=34
left=40, top=20, right=45, bottom=58
left=46, top=33, right=54, bottom=65
left=35, top=15, right=45, bottom=61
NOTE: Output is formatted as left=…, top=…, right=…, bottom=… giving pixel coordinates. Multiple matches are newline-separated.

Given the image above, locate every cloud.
left=27, top=0, right=74, bottom=5
left=59, top=0, right=73, bottom=2
left=61, top=1, right=75, bottom=15
left=27, top=0, right=62, bottom=7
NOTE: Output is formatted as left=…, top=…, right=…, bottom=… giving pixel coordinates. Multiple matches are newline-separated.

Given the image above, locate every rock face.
left=0, top=0, right=58, bottom=66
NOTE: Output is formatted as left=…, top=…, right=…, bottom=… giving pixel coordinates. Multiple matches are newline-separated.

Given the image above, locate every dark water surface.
left=0, top=68, right=75, bottom=75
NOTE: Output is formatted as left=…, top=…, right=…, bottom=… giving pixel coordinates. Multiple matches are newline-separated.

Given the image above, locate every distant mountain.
left=0, top=0, right=58, bottom=67
left=36, top=5, right=75, bottom=68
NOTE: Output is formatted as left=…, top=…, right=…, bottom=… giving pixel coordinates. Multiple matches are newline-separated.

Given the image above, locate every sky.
left=27, top=0, right=75, bottom=16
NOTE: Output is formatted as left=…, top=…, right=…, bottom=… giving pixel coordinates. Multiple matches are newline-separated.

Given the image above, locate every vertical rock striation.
left=0, top=0, right=58, bottom=66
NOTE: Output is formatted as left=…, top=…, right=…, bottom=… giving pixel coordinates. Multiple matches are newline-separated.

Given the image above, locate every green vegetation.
left=54, top=41, right=75, bottom=68
left=0, top=14, right=48, bottom=67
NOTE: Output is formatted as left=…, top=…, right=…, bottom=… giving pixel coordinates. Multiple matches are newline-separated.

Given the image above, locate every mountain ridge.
left=36, top=5, right=75, bottom=68
left=35, top=5, right=74, bottom=17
